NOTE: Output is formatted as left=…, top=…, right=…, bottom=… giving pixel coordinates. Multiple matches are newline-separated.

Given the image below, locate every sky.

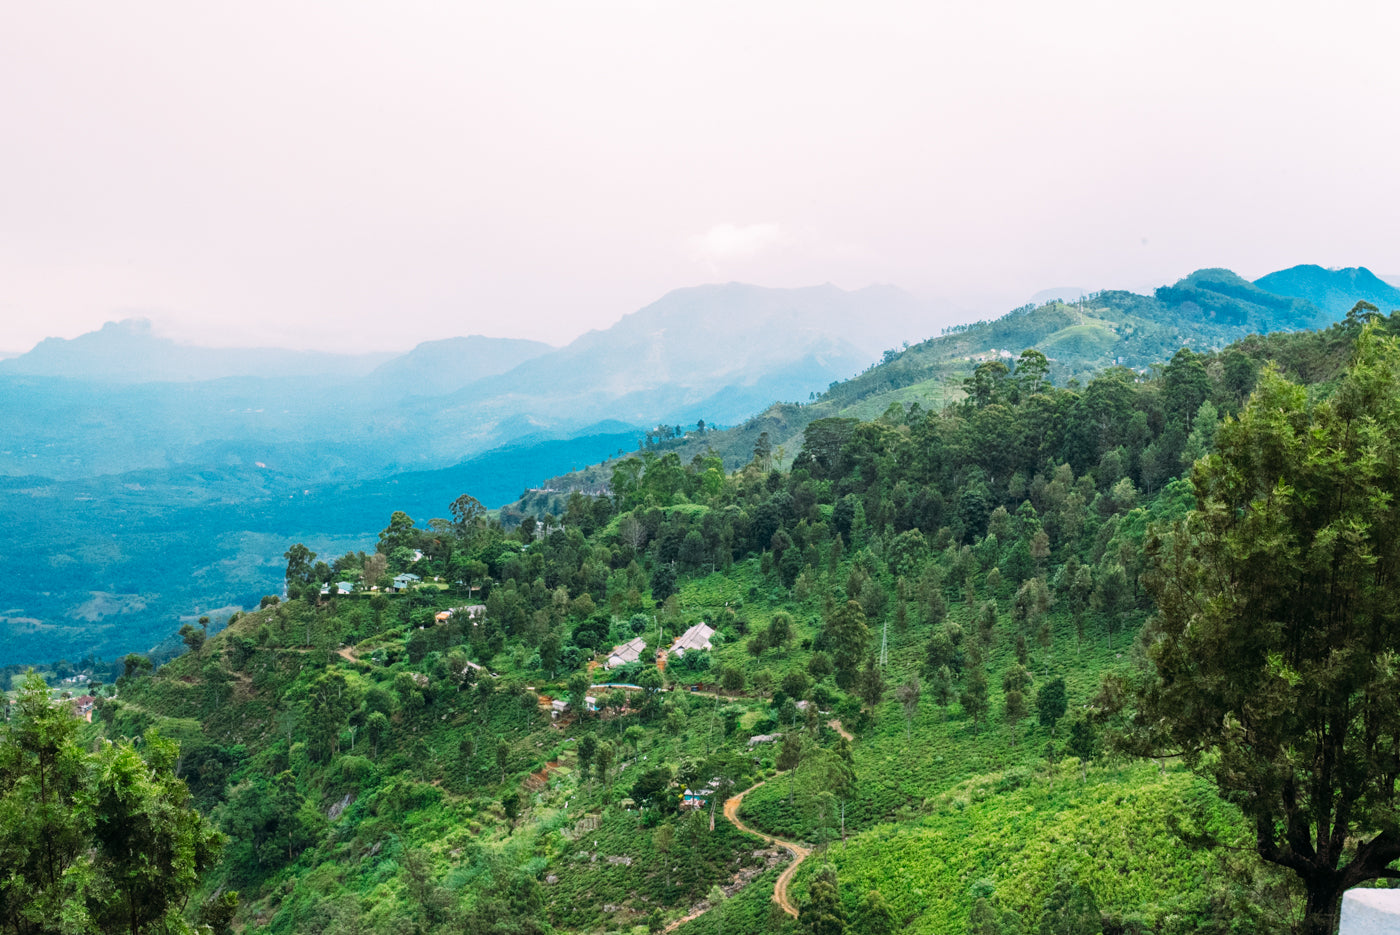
left=2, top=1, right=1398, bottom=353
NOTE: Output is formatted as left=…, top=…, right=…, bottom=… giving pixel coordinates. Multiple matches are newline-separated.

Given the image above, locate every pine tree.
left=799, top=865, right=847, bottom=935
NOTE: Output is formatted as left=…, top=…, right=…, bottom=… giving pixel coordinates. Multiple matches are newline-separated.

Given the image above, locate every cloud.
left=689, top=222, right=784, bottom=269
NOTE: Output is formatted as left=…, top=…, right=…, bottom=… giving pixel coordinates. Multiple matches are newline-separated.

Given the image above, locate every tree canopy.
left=0, top=673, right=225, bottom=935
left=1136, top=327, right=1400, bottom=934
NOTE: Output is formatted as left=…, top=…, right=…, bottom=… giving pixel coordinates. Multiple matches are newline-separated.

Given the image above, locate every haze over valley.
left=3, top=264, right=1397, bottom=665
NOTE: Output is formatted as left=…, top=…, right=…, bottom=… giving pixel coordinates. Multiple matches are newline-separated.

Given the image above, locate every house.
left=605, top=637, right=647, bottom=669
left=391, top=573, right=421, bottom=592
left=680, top=779, right=721, bottom=810
left=748, top=732, right=783, bottom=746
left=550, top=699, right=569, bottom=718
left=668, top=622, right=715, bottom=658
left=321, top=581, right=357, bottom=595
left=71, top=695, right=96, bottom=722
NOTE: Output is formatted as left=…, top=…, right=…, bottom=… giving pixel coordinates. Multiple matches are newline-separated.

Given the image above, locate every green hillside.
left=9, top=301, right=1400, bottom=935
left=1254, top=264, right=1400, bottom=318
left=501, top=267, right=1334, bottom=512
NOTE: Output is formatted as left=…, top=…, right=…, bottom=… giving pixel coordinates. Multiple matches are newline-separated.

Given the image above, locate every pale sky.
left=2, top=1, right=1397, bottom=353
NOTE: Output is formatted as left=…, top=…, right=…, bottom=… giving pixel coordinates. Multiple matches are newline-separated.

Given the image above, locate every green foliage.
left=0, top=673, right=225, bottom=934
left=66, top=313, right=1400, bottom=934
left=1136, top=328, right=1400, bottom=934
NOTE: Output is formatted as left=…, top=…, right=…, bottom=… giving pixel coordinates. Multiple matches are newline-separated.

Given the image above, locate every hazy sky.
left=2, top=1, right=1397, bottom=353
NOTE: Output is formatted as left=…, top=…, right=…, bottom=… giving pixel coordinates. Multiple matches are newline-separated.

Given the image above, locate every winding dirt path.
left=723, top=780, right=811, bottom=917
left=663, top=719, right=855, bottom=930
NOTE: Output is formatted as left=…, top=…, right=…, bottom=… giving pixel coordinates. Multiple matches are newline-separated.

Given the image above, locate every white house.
left=667, top=622, right=715, bottom=658
left=606, top=637, right=647, bottom=669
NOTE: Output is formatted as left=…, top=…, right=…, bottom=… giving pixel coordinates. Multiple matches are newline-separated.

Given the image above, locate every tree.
left=450, top=493, right=486, bottom=541
left=1135, top=332, right=1400, bottom=935
left=120, top=653, right=152, bottom=681
left=89, top=733, right=226, bottom=934
left=1036, top=678, right=1067, bottom=733
left=931, top=665, right=956, bottom=721
left=895, top=675, right=921, bottom=745
left=720, top=665, right=746, bottom=695
left=857, top=655, right=885, bottom=709
left=593, top=741, right=615, bottom=787
left=577, top=734, right=597, bottom=782
left=1066, top=718, right=1098, bottom=782
left=777, top=733, right=804, bottom=804
left=501, top=791, right=521, bottom=829
left=496, top=739, right=510, bottom=782
left=825, top=600, right=870, bottom=689
left=851, top=889, right=896, bottom=935
left=962, top=658, right=990, bottom=734
left=650, top=563, right=677, bottom=604
left=283, top=543, right=317, bottom=601
left=567, top=672, right=592, bottom=720
left=178, top=622, right=206, bottom=656
left=1037, top=869, right=1099, bottom=935
left=753, top=431, right=773, bottom=472
left=799, top=864, right=847, bottom=935
left=0, top=673, right=226, bottom=934
left=366, top=710, right=390, bottom=759
left=362, top=552, right=388, bottom=589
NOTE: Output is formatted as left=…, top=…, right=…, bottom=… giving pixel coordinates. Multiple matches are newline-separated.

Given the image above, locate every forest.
left=4, top=302, right=1400, bottom=935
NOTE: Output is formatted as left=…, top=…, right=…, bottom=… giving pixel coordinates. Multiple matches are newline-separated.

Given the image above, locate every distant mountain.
left=3, top=268, right=1378, bottom=664
left=1253, top=265, right=1400, bottom=318
left=362, top=335, right=553, bottom=398
left=394, top=283, right=944, bottom=455
left=505, top=267, right=1354, bottom=508
left=0, top=319, right=395, bottom=383
left=1154, top=267, right=1323, bottom=332
left=0, top=282, right=949, bottom=662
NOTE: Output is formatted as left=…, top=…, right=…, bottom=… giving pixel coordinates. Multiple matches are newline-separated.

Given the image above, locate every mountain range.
left=2, top=265, right=1396, bottom=665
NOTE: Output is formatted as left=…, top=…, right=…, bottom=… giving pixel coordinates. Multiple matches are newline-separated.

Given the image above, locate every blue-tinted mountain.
left=0, top=318, right=395, bottom=382
left=362, top=334, right=553, bottom=398
left=1253, top=264, right=1400, bottom=318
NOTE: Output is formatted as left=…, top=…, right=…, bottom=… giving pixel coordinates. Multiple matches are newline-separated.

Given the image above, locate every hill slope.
left=1253, top=264, right=1400, bottom=317
left=70, top=313, right=1393, bottom=933
left=505, top=267, right=1335, bottom=507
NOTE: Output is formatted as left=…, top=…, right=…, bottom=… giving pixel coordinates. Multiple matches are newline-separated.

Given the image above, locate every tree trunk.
left=1299, top=875, right=1344, bottom=935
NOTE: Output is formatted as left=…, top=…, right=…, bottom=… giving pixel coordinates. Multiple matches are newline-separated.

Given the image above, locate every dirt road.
left=663, top=719, right=854, bottom=929
left=721, top=778, right=811, bottom=917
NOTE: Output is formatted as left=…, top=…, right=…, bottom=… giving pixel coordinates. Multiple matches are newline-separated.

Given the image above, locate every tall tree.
left=962, top=656, right=990, bottom=734
left=283, top=543, right=317, bottom=601
left=1135, top=331, right=1400, bottom=935
left=825, top=600, right=870, bottom=690
left=895, top=675, right=921, bottom=746
left=449, top=493, right=487, bottom=542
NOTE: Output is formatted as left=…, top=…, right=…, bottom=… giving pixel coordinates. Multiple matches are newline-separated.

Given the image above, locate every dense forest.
left=6, top=302, right=1400, bottom=934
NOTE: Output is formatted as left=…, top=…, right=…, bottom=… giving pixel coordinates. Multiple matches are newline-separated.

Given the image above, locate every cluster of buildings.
left=602, top=622, right=716, bottom=671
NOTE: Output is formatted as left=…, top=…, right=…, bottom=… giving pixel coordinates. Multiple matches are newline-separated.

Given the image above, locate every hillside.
left=503, top=266, right=1339, bottom=509
left=2, top=266, right=1387, bottom=670
left=0, top=284, right=935, bottom=664
left=1253, top=264, right=1400, bottom=318
left=44, top=314, right=1400, bottom=934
